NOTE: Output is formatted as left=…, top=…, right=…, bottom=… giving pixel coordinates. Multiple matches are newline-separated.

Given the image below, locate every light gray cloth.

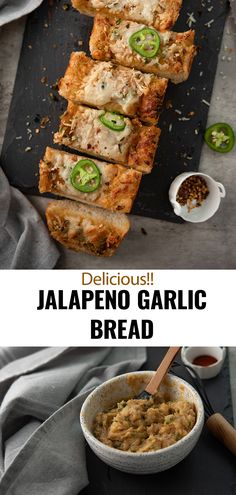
left=0, top=0, right=43, bottom=26
left=0, top=347, right=146, bottom=494
left=0, top=167, right=59, bottom=268
left=230, top=0, right=236, bottom=24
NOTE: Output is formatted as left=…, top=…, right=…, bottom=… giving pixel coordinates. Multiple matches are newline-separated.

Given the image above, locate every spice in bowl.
left=176, top=175, right=209, bottom=212
left=192, top=355, right=218, bottom=367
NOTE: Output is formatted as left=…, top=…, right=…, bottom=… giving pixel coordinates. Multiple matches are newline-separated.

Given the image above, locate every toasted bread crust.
left=54, top=102, right=160, bottom=173
left=140, top=78, right=168, bottom=124
left=39, top=147, right=142, bottom=213
left=58, top=52, right=168, bottom=124
left=46, top=199, right=130, bottom=257
left=128, top=125, right=161, bottom=173
left=90, top=16, right=196, bottom=83
left=72, top=0, right=182, bottom=31
left=58, top=52, right=94, bottom=101
left=90, top=16, right=112, bottom=60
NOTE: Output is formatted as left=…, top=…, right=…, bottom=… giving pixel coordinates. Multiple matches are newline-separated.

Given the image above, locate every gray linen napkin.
left=0, top=0, right=43, bottom=26
left=0, top=346, right=146, bottom=494
left=0, top=167, right=59, bottom=268
left=230, top=0, right=236, bottom=24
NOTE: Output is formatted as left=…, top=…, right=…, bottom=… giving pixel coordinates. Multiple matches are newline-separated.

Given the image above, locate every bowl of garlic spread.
left=80, top=371, right=204, bottom=474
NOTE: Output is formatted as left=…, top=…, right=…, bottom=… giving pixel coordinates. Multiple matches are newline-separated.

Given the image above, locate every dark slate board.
left=81, top=348, right=236, bottom=495
left=0, top=0, right=229, bottom=222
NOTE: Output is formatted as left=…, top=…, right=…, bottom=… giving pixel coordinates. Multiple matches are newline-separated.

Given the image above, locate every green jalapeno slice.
left=99, top=112, right=126, bottom=131
left=129, top=27, right=160, bottom=58
left=204, top=123, right=235, bottom=153
left=70, top=159, right=101, bottom=193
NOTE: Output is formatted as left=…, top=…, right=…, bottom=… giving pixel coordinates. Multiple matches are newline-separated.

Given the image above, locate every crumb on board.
left=204, top=19, right=214, bottom=28
left=186, top=12, right=196, bottom=28
left=51, top=81, right=59, bottom=91
left=49, top=92, right=59, bottom=102
left=165, top=100, right=173, bottom=109
left=40, top=116, right=50, bottom=128
left=202, top=99, right=210, bottom=106
left=41, top=76, right=48, bottom=84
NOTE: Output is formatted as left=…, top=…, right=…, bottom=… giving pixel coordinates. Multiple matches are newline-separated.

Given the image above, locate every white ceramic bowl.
left=181, top=347, right=226, bottom=380
left=80, top=371, right=204, bottom=474
left=169, top=172, right=226, bottom=222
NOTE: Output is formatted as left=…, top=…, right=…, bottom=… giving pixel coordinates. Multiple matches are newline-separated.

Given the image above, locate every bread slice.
left=58, top=52, right=168, bottom=124
left=90, top=16, right=196, bottom=84
left=72, top=0, right=182, bottom=32
left=54, top=102, right=161, bottom=173
left=46, top=199, right=130, bottom=257
left=39, top=147, right=142, bottom=213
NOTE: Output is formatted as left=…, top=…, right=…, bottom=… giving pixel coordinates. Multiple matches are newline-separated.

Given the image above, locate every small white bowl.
left=181, top=347, right=226, bottom=380
left=80, top=371, right=204, bottom=474
left=169, top=172, right=226, bottom=222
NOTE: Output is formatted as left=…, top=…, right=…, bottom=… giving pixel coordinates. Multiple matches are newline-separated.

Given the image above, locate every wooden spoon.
left=138, top=347, right=181, bottom=399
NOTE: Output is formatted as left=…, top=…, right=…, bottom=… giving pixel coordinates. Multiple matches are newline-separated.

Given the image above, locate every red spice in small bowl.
left=176, top=175, right=209, bottom=212
left=192, top=355, right=218, bottom=367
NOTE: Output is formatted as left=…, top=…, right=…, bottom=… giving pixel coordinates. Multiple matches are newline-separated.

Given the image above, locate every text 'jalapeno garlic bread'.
left=90, top=16, right=196, bottom=83
left=46, top=199, right=130, bottom=257
left=58, top=52, right=168, bottom=124
left=72, top=0, right=182, bottom=32
left=39, top=147, right=141, bottom=213
left=54, top=102, right=161, bottom=173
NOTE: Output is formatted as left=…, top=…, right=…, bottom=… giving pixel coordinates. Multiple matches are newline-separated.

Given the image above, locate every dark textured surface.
left=0, top=0, right=229, bottom=222
left=82, top=347, right=236, bottom=495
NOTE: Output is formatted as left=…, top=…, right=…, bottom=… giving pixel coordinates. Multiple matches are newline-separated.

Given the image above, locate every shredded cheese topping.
left=78, top=63, right=153, bottom=115
left=60, top=106, right=134, bottom=163
left=90, top=0, right=163, bottom=24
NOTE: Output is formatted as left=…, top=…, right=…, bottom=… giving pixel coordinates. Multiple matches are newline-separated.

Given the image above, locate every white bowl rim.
left=80, top=371, right=204, bottom=458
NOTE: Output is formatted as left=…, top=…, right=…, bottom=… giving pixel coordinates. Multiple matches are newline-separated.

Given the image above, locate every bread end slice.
left=46, top=199, right=130, bottom=257
left=89, top=15, right=112, bottom=61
